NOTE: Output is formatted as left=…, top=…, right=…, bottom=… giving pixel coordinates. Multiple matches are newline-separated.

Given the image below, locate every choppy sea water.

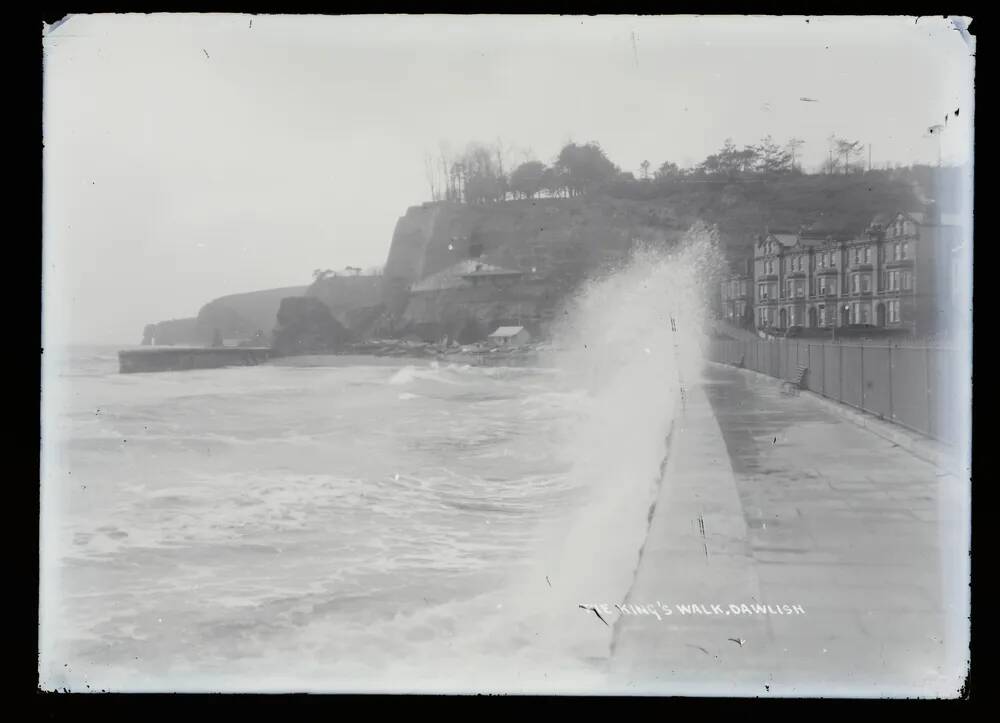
left=40, top=241, right=715, bottom=693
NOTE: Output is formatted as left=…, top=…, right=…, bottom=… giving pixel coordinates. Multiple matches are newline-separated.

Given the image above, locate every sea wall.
left=119, top=346, right=270, bottom=373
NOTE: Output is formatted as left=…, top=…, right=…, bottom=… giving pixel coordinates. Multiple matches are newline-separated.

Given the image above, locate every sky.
left=42, top=14, right=975, bottom=345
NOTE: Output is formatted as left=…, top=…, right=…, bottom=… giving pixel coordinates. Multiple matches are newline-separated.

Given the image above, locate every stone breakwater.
left=118, top=346, right=271, bottom=373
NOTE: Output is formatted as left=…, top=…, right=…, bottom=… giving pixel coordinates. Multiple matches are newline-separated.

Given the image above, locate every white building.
left=487, top=326, right=531, bottom=346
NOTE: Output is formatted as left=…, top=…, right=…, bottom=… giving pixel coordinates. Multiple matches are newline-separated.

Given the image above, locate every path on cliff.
left=609, top=362, right=966, bottom=697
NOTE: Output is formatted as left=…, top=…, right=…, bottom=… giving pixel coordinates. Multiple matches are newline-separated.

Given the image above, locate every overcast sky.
left=42, top=14, right=974, bottom=345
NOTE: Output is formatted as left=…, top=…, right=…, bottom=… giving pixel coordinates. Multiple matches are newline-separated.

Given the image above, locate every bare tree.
left=424, top=152, right=440, bottom=201
left=786, top=138, right=805, bottom=170
left=834, top=138, right=864, bottom=174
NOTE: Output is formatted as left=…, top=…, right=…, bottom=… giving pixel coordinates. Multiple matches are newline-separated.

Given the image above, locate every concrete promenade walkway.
left=609, top=363, right=967, bottom=697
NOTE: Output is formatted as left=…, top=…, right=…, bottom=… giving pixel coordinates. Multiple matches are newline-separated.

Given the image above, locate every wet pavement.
left=609, top=363, right=967, bottom=697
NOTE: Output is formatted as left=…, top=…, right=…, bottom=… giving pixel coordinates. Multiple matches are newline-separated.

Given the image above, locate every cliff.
left=145, top=285, right=307, bottom=346
left=271, top=297, right=350, bottom=356
left=304, top=275, right=386, bottom=338
left=381, top=197, right=685, bottom=340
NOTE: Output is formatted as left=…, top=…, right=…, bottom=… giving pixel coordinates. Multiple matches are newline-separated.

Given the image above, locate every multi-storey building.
left=720, top=257, right=753, bottom=328
left=724, top=207, right=961, bottom=337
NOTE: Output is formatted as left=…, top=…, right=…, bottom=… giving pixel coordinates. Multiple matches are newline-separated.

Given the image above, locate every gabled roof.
left=759, top=231, right=799, bottom=248
left=411, top=260, right=519, bottom=292
left=489, top=326, right=526, bottom=338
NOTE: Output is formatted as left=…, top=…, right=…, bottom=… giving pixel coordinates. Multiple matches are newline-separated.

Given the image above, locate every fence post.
left=838, top=343, right=843, bottom=403
left=888, top=345, right=894, bottom=422
left=821, top=341, right=826, bottom=397
left=925, top=346, right=933, bottom=437
left=860, top=341, right=865, bottom=411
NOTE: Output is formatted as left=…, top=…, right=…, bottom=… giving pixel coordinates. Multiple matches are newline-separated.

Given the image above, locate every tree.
left=541, top=166, right=569, bottom=198
left=834, top=138, right=864, bottom=175
left=698, top=138, right=759, bottom=176
left=554, top=142, right=619, bottom=196
left=458, top=141, right=507, bottom=204
left=640, top=159, right=651, bottom=180
left=509, top=160, right=547, bottom=199
left=655, top=161, right=681, bottom=179
left=755, top=135, right=793, bottom=175
left=785, top=137, right=805, bottom=170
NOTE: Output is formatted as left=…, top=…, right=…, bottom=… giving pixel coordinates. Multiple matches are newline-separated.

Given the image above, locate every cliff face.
left=271, top=297, right=350, bottom=356
left=145, top=286, right=307, bottom=345
left=145, top=317, right=200, bottom=346
left=196, top=286, right=308, bottom=342
left=305, top=275, right=385, bottom=337
left=381, top=197, right=688, bottom=340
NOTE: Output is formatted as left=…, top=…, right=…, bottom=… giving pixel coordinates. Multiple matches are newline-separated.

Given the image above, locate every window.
left=902, top=271, right=913, bottom=290
left=861, top=304, right=870, bottom=324
left=818, top=304, right=826, bottom=326
left=862, top=274, right=871, bottom=293
left=830, top=252, right=837, bottom=267
left=894, top=242, right=902, bottom=261
left=853, top=248, right=861, bottom=264
left=888, top=300, right=901, bottom=323
left=852, top=274, right=860, bottom=294
left=758, top=283, right=767, bottom=300
left=864, top=246, right=872, bottom=264
left=902, top=241, right=910, bottom=259
left=818, top=254, right=825, bottom=268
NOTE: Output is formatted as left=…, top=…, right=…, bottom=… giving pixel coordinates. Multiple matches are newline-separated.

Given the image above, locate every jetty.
left=118, top=346, right=271, bottom=373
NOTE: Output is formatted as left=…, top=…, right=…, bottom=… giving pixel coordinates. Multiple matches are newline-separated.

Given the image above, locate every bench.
left=781, top=364, right=809, bottom=394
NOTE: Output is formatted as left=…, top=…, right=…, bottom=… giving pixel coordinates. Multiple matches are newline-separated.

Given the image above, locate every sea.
left=39, top=241, right=717, bottom=693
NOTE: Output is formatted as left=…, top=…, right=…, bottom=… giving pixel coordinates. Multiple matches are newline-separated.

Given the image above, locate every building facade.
left=720, top=257, right=753, bottom=328
left=722, top=209, right=956, bottom=337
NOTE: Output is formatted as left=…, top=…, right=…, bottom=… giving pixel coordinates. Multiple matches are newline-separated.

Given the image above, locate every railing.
left=706, top=337, right=966, bottom=443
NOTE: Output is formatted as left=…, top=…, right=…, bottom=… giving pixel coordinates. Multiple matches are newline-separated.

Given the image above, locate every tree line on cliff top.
left=424, top=135, right=893, bottom=205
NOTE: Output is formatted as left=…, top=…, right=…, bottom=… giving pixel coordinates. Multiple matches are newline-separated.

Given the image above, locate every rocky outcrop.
left=304, top=275, right=385, bottom=338
left=271, top=297, right=351, bottom=356
left=145, top=317, right=200, bottom=345
left=195, top=286, right=308, bottom=342
left=144, top=286, right=307, bottom=346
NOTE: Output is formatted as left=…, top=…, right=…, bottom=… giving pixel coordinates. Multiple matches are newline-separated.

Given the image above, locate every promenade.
left=609, top=363, right=967, bottom=697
